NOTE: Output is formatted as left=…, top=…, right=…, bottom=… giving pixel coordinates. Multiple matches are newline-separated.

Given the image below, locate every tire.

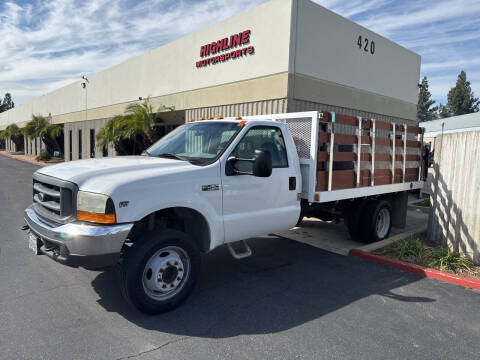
left=360, top=200, right=392, bottom=243
left=345, top=201, right=366, bottom=242
left=120, top=229, right=201, bottom=314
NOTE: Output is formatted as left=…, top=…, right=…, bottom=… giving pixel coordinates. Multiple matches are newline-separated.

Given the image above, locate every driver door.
left=221, top=124, right=299, bottom=242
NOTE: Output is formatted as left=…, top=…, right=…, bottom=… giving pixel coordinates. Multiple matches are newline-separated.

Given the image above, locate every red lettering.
left=230, top=50, right=236, bottom=58
left=236, top=49, right=242, bottom=57
left=247, top=46, right=254, bottom=54
left=242, top=48, right=247, bottom=55
left=231, top=33, right=241, bottom=47
left=225, top=53, right=230, bottom=59
left=216, top=40, right=223, bottom=53
left=241, top=30, right=251, bottom=45
left=200, top=45, right=207, bottom=57
left=222, top=38, right=228, bottom=50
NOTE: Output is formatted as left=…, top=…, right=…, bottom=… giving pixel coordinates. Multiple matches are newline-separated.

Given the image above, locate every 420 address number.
left=357, top=35, right=375, bottom=55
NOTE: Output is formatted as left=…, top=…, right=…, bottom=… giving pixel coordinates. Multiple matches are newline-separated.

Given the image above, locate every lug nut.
left=162, top=284, right=167, bottom=288
left=177, top=277, right=181, bottom=281
left=174, top=261, right=179, bottom=265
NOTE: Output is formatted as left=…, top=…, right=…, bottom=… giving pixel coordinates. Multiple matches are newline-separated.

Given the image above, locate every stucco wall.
left=0, top=0, right=293, bottom=129
left=428, top=131, right=480, bottom=264
left=290, top=0, right=420, bottom=120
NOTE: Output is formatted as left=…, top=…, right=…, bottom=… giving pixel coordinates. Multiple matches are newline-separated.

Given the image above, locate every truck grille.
left=32, top=173, right=77, bottom=226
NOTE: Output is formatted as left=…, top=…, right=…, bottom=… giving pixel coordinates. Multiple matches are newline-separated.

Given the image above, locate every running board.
left=227, top=240, right=252, bottom=260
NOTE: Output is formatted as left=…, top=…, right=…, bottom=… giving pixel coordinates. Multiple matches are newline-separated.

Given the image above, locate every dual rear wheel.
left=346, top=199, right=392, bottom=243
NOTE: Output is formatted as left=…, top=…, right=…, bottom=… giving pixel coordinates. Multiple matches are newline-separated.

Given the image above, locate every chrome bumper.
left=24, top=204, right=133, bottom=268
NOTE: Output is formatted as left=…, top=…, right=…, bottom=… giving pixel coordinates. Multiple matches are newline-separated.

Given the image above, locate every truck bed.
left=243, top=111, right=424, bottom=203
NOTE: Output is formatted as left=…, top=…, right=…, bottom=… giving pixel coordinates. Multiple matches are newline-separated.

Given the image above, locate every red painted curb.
left=349, top=249, right=480, bottom=291
left=0, top=152, right=46, bottom=167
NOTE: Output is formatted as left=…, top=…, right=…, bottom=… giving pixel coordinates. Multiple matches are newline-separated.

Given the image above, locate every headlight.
left=76, top=191, right=116, bottom=224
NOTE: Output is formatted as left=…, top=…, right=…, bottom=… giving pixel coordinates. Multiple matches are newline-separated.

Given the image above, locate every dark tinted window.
left=78, top=129, right=82, bottom=159
left=90, top=129, right=95, bottom=158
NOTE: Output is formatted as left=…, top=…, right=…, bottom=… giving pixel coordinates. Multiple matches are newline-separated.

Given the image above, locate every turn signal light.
left=77, top=211, right=116, bottom=224
left=237, top=120, right=247, bottom=127
left=314, top=193, right=320, bottom=201
left=236, top=115, right=242, bottom=120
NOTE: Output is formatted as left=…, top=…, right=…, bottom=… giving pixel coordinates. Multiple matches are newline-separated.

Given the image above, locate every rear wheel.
left=360, top=200, right=392, bottom=243
left=121, top=229, right=200, bottom=314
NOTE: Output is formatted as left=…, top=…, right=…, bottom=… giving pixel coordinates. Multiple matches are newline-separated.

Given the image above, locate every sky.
left=0, top=0, right=479, bottom=107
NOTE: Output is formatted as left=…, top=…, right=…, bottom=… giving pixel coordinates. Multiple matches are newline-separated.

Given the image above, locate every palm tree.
left=0, top=123, right=24, bottom=151
left=96, top=98, right=173, bottom=155
left=24, top=114, right=64, bottom=155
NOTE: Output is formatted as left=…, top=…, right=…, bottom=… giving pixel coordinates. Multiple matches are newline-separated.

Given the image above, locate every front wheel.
left=121, top=229, right=201, bottom=314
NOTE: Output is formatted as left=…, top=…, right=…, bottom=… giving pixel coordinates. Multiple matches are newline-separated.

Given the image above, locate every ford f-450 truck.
left=24, top=111, right=425, bottom=313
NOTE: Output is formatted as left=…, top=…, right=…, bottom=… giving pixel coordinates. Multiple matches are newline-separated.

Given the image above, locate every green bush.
left=36, top=151, right=52, bottom=161
left=379, top=238, right=432, bottom=266
left=415, top=198, right=431, bottom=207
left=378, top=237, right=473, bottom=273
left=428, top=247, right=472, bottom=272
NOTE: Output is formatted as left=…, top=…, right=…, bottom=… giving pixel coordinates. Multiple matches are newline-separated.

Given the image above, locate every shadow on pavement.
left=91, top=235, right=435, bottom=338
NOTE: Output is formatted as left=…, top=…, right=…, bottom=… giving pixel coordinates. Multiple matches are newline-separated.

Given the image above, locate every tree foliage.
left=446, top=70, right=479, bottom=116
left=24, top=114, right=64, bottom=155
left=96, top=98, right=171, bottom=155
left=417, top=76, right=437, bottom=122
left=0, top=123, right=23, bottom=149
left=436, top=103, right=451, bottom=119
left=0, top=93, right=14, bottom=113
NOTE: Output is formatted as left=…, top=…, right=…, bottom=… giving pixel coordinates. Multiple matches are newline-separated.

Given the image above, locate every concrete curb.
left=0, top=151, right=46, bottom=167
left=354, top=225, right=428, bottom=253
left=349, top=249, right=480, bottom=291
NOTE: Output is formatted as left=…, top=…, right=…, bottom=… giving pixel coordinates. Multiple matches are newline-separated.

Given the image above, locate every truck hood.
left=37, top=156, right=198, bottom=191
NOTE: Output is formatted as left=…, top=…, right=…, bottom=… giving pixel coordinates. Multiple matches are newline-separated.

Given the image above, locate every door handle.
left=289, top=177, right=296, bottom=191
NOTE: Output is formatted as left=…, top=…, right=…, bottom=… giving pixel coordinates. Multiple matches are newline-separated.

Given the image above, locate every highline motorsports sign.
left=196, top=30, right=254, bottom=68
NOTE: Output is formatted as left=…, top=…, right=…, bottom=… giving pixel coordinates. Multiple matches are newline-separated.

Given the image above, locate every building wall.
left=0, top=0, right=293, bottom=130
left=64, top=119, right=116, bottom=161
left=428, top=131, right=480, bottom=264
left=290, top=0, right=420, bottom=120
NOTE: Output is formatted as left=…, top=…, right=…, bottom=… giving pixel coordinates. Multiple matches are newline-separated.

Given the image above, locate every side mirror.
left=252, top=148, right=272, bottom=177
left=225, top=148, right=272, bottom=177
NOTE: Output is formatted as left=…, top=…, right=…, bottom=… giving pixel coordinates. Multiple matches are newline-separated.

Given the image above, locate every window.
left=146, top=122, right=241, bottom=166
left=34, top=138, right=37, bottom=155
left=90, top=129, right=95, bottom=158
left=102, top=145, right=108, bottom=157
left=231, top=126, right=288, bottom=172
left=69, top=130, right=72, bottom=160
left=78, top=129, right=82, bottom=159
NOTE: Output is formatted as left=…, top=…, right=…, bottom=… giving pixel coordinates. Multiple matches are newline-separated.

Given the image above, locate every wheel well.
left=129, top=207, right=211, bottom=252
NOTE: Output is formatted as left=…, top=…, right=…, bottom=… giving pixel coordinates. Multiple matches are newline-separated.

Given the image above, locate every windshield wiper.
left=156, top=153, right=189, bottom=161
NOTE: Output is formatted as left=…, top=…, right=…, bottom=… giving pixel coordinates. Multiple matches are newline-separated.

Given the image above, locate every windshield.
left=146, top=122, right=241, bottom=165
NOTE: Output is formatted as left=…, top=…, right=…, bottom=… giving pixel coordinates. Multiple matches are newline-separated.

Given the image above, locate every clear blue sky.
left=1, top=0, right=479, bottom=107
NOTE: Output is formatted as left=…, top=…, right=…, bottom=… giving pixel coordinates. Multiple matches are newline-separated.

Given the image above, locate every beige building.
left=0, top=0, right=421, bottom=161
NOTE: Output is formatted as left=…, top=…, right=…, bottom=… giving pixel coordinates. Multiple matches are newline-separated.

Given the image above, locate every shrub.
left=36, top=151, right=52, bottom=161
left=378, top=238, right=432, bottom=266
left=428, top=247, right=472, bottom=272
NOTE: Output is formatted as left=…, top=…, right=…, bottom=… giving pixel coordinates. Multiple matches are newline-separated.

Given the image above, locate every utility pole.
left=81, top=75, right=89, bottom=121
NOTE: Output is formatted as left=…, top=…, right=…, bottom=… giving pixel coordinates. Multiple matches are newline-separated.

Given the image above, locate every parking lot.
left=1, top=155, right=479, bottom=360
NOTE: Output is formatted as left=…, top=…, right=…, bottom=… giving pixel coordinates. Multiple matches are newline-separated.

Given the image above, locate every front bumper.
left=24, top=204, right=133, bottom=269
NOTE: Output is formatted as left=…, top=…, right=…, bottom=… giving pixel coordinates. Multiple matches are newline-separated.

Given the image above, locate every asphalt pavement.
left=1, top=155, right=479, bottom=360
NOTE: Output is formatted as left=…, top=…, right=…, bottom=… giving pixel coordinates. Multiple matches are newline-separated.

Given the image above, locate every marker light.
left=217, top=115, right=224, bottom=119
left=208, top=115, right=214, bottom=120
left=237, top=120, right=247, bottom=127
left=236, top=115, right=242, bottom=120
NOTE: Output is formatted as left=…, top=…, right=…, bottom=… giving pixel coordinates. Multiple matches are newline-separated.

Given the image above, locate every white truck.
left=24, top=111, right=425, bottom=313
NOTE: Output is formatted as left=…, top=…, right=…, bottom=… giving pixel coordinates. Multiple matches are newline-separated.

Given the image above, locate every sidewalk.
left=0, top=151, right=47, bottom=167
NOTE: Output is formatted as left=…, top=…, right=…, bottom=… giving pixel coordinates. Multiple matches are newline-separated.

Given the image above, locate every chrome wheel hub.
left=142, top=246, right=190, bottom=300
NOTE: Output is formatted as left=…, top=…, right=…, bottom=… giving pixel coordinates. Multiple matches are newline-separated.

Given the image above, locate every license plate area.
left=28, top=232, right=41, bottom=255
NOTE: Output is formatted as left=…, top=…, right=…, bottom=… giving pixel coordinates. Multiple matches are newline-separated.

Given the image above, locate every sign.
left=196, top=29, right=254, bottom=68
